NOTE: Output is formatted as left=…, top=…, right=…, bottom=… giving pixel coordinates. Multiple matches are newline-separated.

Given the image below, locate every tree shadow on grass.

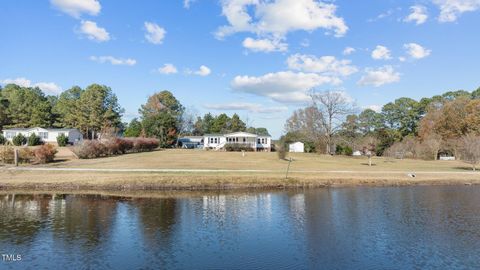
left=360, top=163, right=377, bottom=166
left=453, top=166, right=478, bottom=171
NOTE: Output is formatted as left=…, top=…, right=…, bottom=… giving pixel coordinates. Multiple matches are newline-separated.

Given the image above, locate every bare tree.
left=284, top=106, right=325, bottom=142
left=461, top=134, right=480, bottom=171
left=310, top=90, right=355, bottom=154
left=423, top=133, right=443, bottom=160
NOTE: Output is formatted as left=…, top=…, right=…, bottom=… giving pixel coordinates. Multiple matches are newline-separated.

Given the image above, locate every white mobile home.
left=204, top=132, right=271, bottom=151
left=3, top=127, right=83, bottom=145
left=289, top=142, right=305, bottom=153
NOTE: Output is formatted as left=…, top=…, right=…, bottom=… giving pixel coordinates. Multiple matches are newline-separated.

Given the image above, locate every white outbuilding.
left=3, top=127, right=83, bottom=145
left=289, top=142, right=305, bottom=153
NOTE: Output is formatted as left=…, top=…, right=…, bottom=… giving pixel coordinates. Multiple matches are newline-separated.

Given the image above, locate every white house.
left=3, top=127, right=83, bottom=145
left=204, top=131, right=271, bottom=151
left=289, top=142, right=304, bottom=153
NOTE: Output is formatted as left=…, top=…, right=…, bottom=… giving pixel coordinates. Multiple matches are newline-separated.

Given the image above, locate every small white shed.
left=289, top=142, right=304, bottom=153
left=352, top=150, right=362, bottom=156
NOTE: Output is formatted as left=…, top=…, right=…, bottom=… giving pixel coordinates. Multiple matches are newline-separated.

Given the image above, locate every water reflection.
left=1, top=187, right=480, bottom=269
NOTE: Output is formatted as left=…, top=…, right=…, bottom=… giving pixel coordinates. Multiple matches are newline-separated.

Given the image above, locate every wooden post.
left=285, top=157, right=292, bottom=179
left=14, top=149, right=18, bottom=167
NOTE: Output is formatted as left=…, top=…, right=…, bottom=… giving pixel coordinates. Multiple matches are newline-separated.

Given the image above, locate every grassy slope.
left=0, top=149, right=478, bottom=191
left=50, top=148, right=469, bottom=172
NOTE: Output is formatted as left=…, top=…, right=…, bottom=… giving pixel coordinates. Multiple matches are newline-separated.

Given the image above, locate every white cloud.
left=79, top=20, right=110, bottom=42
left=187, top=65, right=212, bottom=76
left=357, top=66, right=400, bottom=87
left=184, top=0, right=196, bottom=8
left=50, top=0, right=100, bottom=18
left=33, top=82, right=63, bottom=94
left=433, top=0, right=480, bottom=22
left=204, top=102, right=288, bottom=113
left=404, top=43, right=431, bottom=59
left=371, top=45, right=392, bottom=60
left=1, top=77, right=62, bottom=94
left=90, top=56, right=137, bottom=66
left=231, top=71, right=341, bottom=103
left=158, top=64, right=178, bottom=74
left=286, top=54, right=358, bottom=78
left=343, top=47, right=356, bottom=55
left=216, top=0, right=348, bottom=48
left=362, top=105, right=382, bottom=113
left=368, top=9, right=395, bottom=22
left=1, top=77, right=32, bottom=88
left=398, top=56, right=407, bottom=62
left=404, top=5, right=428, bottom=25
left=242, top=37, right=288, bottom=52
left=144, top=22, right=166, bottom=45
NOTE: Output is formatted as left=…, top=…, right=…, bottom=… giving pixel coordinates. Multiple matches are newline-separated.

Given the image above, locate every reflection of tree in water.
left=50, top=194, right=117, bottom=249
left=0, top=194, right=51, bottom=245
left=129, top=198, right=179, bottom=267
left=134, top=198, right=177, bottom=247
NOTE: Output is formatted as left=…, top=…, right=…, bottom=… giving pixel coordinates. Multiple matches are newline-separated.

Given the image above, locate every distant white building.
left=352, top=150, right=362, bottom=156
left=3, top=127, right=83, bottom=145
left=204, top=131, right=271, bottom=152
left=289, top=142, right=304, bottom=153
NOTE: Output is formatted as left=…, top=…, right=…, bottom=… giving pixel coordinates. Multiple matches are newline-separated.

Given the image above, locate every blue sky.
left=1, top=0, right=479, bottom=138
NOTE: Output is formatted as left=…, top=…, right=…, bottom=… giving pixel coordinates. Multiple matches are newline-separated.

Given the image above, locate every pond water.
left=1, top=186, right=480, bottom=269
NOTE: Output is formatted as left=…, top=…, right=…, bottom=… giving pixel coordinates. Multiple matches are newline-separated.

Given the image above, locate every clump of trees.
left=0, top=83, right=124, bottom=139
left=282, top=87, right=480, bottom=169
left=122, top=90, right=270, bottom=148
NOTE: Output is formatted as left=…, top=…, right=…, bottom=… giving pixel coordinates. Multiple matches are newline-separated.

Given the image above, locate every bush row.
left=0, top=144, right=57, bottom=164
left=73, top=137, right=159, bottom=159
left=224, top=143, right=255, bottom=152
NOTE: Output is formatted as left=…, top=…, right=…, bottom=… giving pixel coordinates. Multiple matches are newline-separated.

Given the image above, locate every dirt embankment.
left=0, top=169, right=478, bottom=192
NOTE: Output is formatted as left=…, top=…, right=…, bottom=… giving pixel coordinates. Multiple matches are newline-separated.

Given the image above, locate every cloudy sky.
left=1, top=0, right=479, bottom=137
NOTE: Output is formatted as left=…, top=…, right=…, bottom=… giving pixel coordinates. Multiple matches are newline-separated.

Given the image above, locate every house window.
left=257, top=138, right=261, bottom=144
left=38, top=132, right=48, bottom=139
left=214, top=138, right=218, bottom=143
left=210, top=138, right=214, bottom=143
left=5, top=132, right=16, bottom=139
left=243, top=138, right=246, bottom=142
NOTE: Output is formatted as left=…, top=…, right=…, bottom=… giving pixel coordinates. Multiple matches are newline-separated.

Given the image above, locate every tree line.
left=1, top=84, right=269, bottom=148
left=0, top=83, right=123, bottom=139
left=283, top=87, right=480, bottom=169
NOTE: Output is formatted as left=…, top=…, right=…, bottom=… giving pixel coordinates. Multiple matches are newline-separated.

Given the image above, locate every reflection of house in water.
left=288, top=193, right=306, bottom=222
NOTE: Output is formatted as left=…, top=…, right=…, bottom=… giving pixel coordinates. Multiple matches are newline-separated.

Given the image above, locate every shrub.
left=0, top=145, right=14, bottom=163
left=33, top=144, right=57, bottom=164
left=18, top=148, right=35, bottom=163
left=336, top=145, right=344, bottom=155
left=73, top=140, right=107, bottom=159
left=57, top=134, right=69, bottom=147
left=343, top=146, right=353, bottom=156
left=27, top=133, right=42, bottom=146
left=12, top=134, right=27, bottom=146
left=131, top=137, right=159, bottom=152
left=277, top=144, right=287, bottom=160
left=224, top=143, right=254, bottom=152
left=117, top=138, right=134, bottom=154
left=0, top=134, right=5, bottom=145
left=73, top=137, right=159, bottom=159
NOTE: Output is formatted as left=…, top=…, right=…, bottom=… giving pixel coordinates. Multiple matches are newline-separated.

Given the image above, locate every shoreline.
left=1, top=168, right=478, bottom=192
